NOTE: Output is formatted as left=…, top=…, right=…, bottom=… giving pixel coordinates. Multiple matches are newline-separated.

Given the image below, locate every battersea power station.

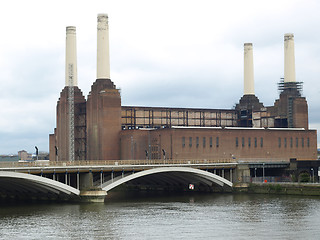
left=49, top=14, right=317, bottom=164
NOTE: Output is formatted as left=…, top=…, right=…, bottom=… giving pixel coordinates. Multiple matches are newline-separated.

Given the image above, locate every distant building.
left=18, top=150, right=33, bottom=161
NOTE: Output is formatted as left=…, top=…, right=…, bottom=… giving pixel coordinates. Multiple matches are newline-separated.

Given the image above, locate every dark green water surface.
left=1, top=193, right=320, bottom=239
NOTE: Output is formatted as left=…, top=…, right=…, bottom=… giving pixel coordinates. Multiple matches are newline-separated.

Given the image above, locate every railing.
left=242, top=176, right=292, bottom=183
left=237, top=158, right=290, bottom=164
left=0, top=158, right=237, bottom=168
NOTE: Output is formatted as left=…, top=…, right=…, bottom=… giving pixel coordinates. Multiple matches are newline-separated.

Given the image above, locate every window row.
left=235, top=137, right=263, bottom=148
left=235, top=137, right=310, bottom=148
left=277, top=137, right=310, bottom=148
left=182, top=136, right=311, bottom=148
left=182, top=137, right=219, bottom=148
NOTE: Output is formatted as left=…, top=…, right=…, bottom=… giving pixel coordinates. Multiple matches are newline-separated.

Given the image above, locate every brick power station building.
left=49, top=14, right=318, bottom=164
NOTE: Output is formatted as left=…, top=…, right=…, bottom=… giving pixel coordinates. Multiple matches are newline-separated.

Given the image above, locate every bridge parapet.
left=0, top=159, right=237, bottom=169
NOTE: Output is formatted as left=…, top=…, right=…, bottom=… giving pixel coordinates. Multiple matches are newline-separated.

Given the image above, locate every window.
left=296, top=137, right=298, bottom=147
left=196, top=137, right=199, bottom=148
left=248, top=137, right=251, bottom=148
left=260, top=137, right=263, bottom=147
left=203, top=137, right=206, bottom=148
left=242, top=137, right=245, bottom=147
left=189, top=137, right=192, bottom=147
left=307, top=138, right=310, bottom=147
left=278, top=137, right=281, bottom=148
left=302, top=138, right=304, bottom=148
left=182, top=137, right=185, bottom=148
left=236, top=137, right=239, bottom=147
left=284, top=138, right=287, bottom=148
left=290, top=137, right=293, bottom=148
left=216, top=137, right=219, bottom=147
left=209, top=137, right=213, bottom=148
left=254, top=137, right=257, bottom=148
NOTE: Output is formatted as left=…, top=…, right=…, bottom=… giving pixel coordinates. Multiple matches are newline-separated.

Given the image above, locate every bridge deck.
left=0, top=159, right=238, bottom=174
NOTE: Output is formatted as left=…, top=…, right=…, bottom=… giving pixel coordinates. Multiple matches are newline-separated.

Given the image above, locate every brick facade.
left=120, top=127, right=317, bottom=161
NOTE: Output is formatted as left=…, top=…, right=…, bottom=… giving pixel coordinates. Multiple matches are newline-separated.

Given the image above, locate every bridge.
left=0, top=159, right=288, bottom=202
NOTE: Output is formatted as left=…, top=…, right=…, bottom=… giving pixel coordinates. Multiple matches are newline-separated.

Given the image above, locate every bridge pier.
left=79, top=172, right=107, bottom=202
left=236, top=164, right=251, bottom=183
left=79, top=190, right=107, bottom=203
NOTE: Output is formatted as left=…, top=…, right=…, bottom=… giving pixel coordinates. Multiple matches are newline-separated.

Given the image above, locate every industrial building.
left=49, top=14, right=317, bottom=163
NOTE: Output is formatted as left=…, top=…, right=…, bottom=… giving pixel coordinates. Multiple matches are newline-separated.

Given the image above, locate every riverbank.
left=234, top=182, right=320, bottom=196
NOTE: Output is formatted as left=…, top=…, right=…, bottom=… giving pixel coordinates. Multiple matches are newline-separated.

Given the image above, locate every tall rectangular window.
left=196, top=137, right=199, bottom=148
left=260, top=137, right=263, bottom=147
left=301, top=138, right=304, bottom=148
left=182, top=137, right=185, bottom=148
left=254, top=137, right=257, bottom=148
left=216, top=137, right=219, bottom=147
left=248, top=137, right=251, bottom=147
left=284, top=138, right=287, bottom=148
left=242, top=137, right=245, bottom=147
left=209, top=137, right=213, bottom=148
left=278, top=137, right=281, bottom=148
left=203, top=137, right=206, bottom=148
left=296, top=137, right=298, bottom=147
left=307, top=138, right=310, bottom=147
left=235, top=137, right=239, bottom=147
left=290, top=137, right=293, bottom=148
left=189, top=137, right=192, bottom=147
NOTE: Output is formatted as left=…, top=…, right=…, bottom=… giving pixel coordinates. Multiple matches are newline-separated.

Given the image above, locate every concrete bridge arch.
left=0, top=171, right=80, bottom=201
left=102, top=167, right=233, bottom=192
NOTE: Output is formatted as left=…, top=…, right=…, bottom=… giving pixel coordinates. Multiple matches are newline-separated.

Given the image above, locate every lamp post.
left=262, top=163, right=265, bottom=183
left=311, top=168, right=314, bottom=183
left=254, top=168, right=257, bottom=182
left=162, top=149, right=166, bottom=163
left=35, top=146, right=39, bottom=161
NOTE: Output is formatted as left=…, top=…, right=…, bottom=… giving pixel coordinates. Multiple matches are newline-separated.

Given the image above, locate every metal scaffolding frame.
left=68, top=64, right=75, bottom=162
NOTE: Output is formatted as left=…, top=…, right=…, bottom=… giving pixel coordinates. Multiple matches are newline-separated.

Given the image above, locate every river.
left=0, top=192, right=320, bottom=239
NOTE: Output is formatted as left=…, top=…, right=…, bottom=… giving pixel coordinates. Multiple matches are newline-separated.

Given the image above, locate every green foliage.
left=290, top=174, right=297, bottom=182
left=299, top=172, right=310, bottom=183
left=268, top=184, right=282, bottom=192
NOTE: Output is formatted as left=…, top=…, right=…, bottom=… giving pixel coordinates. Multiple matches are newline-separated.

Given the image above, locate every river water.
left=0, top=192, right=320, bottom=239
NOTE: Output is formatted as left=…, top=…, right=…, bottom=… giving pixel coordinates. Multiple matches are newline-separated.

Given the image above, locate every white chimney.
left=284, top=33, right=296, bottom=83
left=244, top=43, right=254, bottom=95
left=97, top=14, right=110, bottom=79
left=65, top=26, right=78, bottom=86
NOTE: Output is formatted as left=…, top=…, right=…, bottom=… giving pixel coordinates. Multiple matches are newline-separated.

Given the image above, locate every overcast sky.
left=0, top=0, right=319, bottom=154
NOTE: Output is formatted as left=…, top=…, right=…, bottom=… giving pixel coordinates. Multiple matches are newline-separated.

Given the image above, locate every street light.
left=255, top=168, right=257, bottom=182
left=262, top=163, right=265, bottom=183
left=35, top=146, right=39, bottom=161
left=162, top=149, right=166, bottom=162
left=311, top=168, right=314, bottom=183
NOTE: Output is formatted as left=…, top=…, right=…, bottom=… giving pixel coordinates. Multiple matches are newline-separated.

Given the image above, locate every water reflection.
left=1, top=193, right=320, bottom=239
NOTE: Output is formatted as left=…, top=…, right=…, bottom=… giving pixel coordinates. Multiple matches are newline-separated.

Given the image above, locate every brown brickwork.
left=51, top=76, right=316, bottom=163
left=292, top=98, right=308, bottom=129
left=86, top=79, right=121, bottom=160
left=120, top=127, right=317, bottom=161
left=49, top=133, right=56, bottom=161
left=54, top=87, right=86, bottom=161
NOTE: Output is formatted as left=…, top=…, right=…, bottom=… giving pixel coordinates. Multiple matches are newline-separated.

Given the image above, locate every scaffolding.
left=68, top=64, right=75, bottom=162
left=121, top=106, right=238, bottom=129
left=278, top=78, right=303, bottom=97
